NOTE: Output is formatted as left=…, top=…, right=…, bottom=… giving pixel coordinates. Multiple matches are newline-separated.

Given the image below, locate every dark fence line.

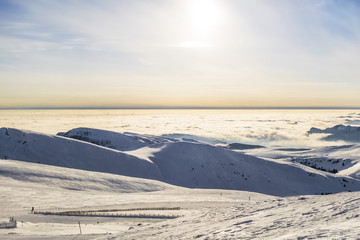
left=82, top=207, right=181, bottom=213
left=33, top=211, right=183, bottom=219
left=34, top=207, right=180, bottom=215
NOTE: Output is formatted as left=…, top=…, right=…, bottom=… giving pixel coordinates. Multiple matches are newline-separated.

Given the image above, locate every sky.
left=1, top=0, right=360, bottom=108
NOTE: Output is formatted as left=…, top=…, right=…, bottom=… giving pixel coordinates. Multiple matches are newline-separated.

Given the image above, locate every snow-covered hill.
left=0, top=127, right=163, bottom=180
left=305, top=145, right=360, bottom=179
left=2, top=127, right=360, bottom=196
left=141, top=141, right=360, bottom=195
left=57, top=127, right=175, bottom=151
left=247, top=144, right=360, bottom=180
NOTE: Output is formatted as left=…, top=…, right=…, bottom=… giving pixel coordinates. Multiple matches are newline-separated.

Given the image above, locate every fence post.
left=78, top=221, right=82, bottom=235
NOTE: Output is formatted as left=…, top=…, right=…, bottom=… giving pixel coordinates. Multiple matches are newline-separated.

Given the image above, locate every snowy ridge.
left=225, top=142, right=265, bottom=150
left=2, top=127, right=360, bottom=196
left=161, top=133, right=226, bottom=145
left=0, top=128, right=163, bottom=180
left=57, top=127, right=175, bottom=151
left=308, top=124, right=360, bottom=142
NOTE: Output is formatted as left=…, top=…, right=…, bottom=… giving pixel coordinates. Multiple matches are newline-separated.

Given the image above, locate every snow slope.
left=97, top=191, right=360, bottom=240
left=0, top=159, right=180, bottom=239
left=2, top=127, right=360, bottom=196
left=247, top=144, right=360, bottom=179
left=0, top=128, right=163, bottom=180
left=0, top=159, right=173, bottom=193
left=1, top=158, right=360, bottom=240
left=143, top=141, right=360, bottom=195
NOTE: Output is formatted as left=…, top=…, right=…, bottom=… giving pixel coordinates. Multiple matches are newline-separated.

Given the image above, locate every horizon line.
left=1, top=106, right=360, bottom=110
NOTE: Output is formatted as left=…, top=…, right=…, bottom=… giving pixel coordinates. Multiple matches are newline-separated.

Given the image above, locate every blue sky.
left=1, top=0, right=360, bottom=108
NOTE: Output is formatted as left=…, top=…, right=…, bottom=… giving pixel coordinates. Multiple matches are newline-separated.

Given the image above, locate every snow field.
left=1, top=127, right=360, bottom=239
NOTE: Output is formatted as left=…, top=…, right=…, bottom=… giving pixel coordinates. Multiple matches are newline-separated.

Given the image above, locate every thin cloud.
left=1, top=0, right=360, bottom=107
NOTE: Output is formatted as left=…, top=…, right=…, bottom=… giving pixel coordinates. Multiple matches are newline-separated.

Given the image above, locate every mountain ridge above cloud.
left=308, top=124, right=360, bottom=142
left=2, top=127, right=360, bottom=196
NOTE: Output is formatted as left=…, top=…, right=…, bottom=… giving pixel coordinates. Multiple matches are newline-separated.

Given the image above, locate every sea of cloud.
left=1, top=109, right=360, bottom=147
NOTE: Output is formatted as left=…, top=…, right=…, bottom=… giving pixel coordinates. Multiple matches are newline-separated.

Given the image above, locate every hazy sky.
left=1, top=0, right=360, bottom=108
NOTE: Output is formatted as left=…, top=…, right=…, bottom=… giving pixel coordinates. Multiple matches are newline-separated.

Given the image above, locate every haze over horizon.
left=1, top=0, right=360, bottom=108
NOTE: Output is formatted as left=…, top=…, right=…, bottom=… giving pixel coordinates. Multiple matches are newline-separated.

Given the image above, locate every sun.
left=187, top=0, right=223, bottom=37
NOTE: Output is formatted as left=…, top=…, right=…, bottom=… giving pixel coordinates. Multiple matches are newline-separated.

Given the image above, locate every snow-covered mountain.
left=2, top=127, right=360, bottom=196
left=308, top=124, right=360, bottom=142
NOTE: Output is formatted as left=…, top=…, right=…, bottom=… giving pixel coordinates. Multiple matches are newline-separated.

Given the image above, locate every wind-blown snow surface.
left=96, top=191, right=360, bottom=240
left=2, top=127, right=360, bottom=196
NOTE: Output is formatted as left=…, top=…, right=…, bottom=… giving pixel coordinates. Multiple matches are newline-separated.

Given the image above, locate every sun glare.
left=187, top=0, right=222, bottom=37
